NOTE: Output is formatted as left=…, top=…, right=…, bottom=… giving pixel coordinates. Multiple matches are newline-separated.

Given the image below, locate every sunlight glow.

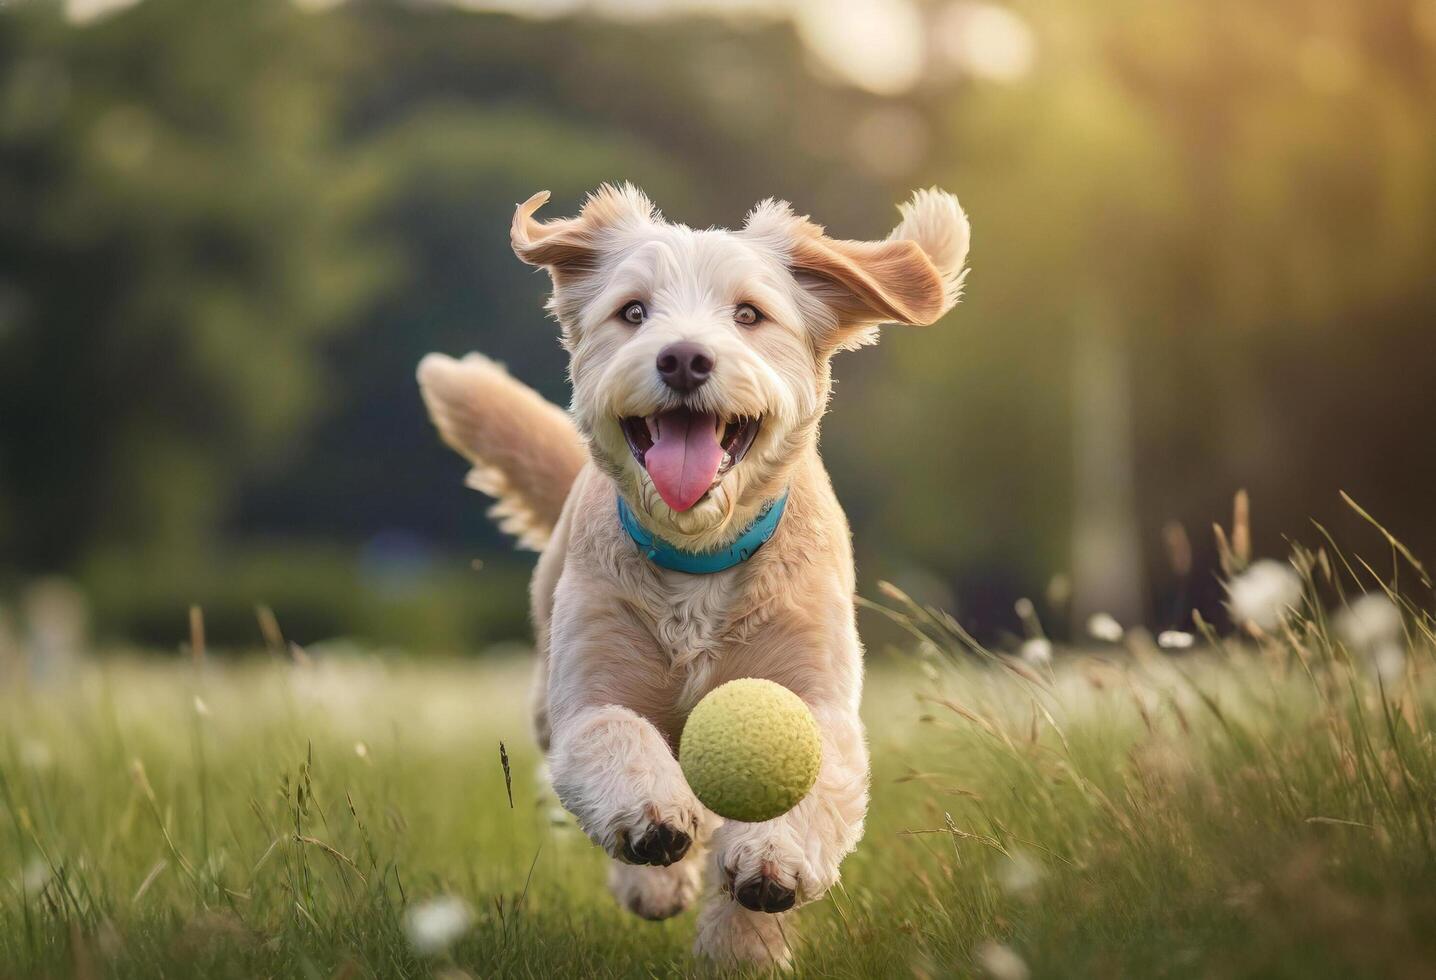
left=793, top=0, right=925, bottom=95
left=291, top=0, right=353, bottom=11
left=64, top=0, right=143, bottom=25
left=935, top=1, right=1035, bottom=83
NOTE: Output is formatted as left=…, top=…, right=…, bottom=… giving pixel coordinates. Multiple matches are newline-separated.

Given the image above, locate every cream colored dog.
left=418, top=184, right=968, bottom=967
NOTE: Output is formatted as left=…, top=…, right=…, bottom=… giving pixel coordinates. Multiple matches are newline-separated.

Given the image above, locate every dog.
left=418, top=183, right=969, bottom=967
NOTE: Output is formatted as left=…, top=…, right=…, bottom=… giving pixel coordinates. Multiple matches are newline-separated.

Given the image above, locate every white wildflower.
left=1372, top=644, right=1406, bottom=686
left=1335, top=593, right=1403, bottom=655
left=354, top=741, right=369, bottom=760
left=974, top=940, right=1030, bottom=980
left=1226, top=559, right=1303, bottom=632
left=192, top=695, right=210, bottom=717
left=1157, top=630, right=1195, bottom=650
left=996, top=849, right=1043, bottom=898
left=404, top=896, right=474, bottom=956
left=1335, top=593, right=1407, bottom=685
left=1086, top=612, right=1124, bottom=643
left=1019, top=638, right=1052, bottom=667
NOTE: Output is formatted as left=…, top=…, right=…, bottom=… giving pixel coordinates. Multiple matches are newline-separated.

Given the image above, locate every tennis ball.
left=679, top=678, right=821, bottom=823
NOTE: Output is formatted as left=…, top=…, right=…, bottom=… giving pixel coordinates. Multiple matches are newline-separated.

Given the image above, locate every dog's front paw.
left=548, top=704, right=704, bottom=866
left=579, top=797, right=701, bottom=868
left=617, top=804, right=695, bottom=866
left=711, top=818, right=833, bottom=912
left=693, top=895, right=794, bottom=969
left=734, top=864, right=797, bottom=913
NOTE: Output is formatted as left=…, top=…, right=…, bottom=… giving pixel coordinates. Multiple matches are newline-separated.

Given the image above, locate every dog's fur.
left=418, top=184, right=968, bottom=967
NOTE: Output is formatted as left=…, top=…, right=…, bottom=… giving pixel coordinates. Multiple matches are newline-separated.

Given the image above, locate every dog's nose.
left=655, top=342, right=715, bottom=392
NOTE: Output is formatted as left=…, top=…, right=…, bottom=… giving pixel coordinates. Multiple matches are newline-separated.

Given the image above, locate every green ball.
left=679, top=678, right=822, bottom=823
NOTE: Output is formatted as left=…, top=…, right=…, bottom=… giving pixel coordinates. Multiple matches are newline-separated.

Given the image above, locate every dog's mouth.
left=620, top=409, right=762, bottom=513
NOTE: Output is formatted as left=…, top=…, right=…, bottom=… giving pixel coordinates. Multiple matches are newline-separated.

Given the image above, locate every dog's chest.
left=636, top=569, right=746, bottom=698
left=643, top=571, right=734, bottom=655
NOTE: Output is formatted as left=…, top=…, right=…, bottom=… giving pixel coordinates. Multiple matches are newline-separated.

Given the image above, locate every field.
left=4, top=583, right=1436, bottom=979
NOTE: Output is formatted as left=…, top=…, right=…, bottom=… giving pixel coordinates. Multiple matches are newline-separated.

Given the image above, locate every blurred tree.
left=3, top=0, right=1436, bottom=647
left=1114, top=0, right=1436, bottom=585
left=849, top=0, right=1436, bottom=633
left=0, top=0, right=391, bottom=573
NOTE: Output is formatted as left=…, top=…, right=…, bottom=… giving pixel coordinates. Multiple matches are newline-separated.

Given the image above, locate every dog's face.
left=512, top=184, right=969, bottom=547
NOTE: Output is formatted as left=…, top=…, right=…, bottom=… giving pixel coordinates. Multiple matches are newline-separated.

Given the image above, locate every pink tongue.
left=644, top=408, right=724, bottom=512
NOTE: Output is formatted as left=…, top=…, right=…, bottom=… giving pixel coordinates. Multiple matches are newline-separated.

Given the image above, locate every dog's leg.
left=693, top=867, right=795, bottom=970
left=607, top=807, right=715, bottom=919
left=529, top=651, right=552, bottom=752
left=694, top=703, right=868, bottom=966
left=548, top=703, right=703, bottom=868
left=608, top=840, right=705, bottom=920
left=526, top=500, right=570, bottom=755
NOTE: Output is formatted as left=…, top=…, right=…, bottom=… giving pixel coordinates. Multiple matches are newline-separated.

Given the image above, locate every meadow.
left=4, top=561, right=1436, bottom=979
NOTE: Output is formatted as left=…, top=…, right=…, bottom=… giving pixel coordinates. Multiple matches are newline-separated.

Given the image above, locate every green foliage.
left=0, top=0, right=392, bottom=570
left=81, top=544, right=531, bottom=651
left=3, top=0, right=1436, bottom=641
left=855, top=0, right=1436, bottom=587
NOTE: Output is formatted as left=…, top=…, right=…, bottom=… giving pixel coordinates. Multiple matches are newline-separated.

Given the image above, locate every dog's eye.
left=619, top=301, right=647, bottom=326
left=734, top=303, right=763, bottom=327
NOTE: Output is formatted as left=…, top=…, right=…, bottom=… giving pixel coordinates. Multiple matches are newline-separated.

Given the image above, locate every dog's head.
left=513, top=184, right=969, bottom=549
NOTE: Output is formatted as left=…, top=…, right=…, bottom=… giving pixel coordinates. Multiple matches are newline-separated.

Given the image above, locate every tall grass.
left=862, top=501, right=1436, bottom=979
left=3, top=514, right=1436, bottom=977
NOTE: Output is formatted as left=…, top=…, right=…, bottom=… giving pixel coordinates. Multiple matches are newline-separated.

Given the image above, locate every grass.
left=4, top=564, right=1436, bottom=978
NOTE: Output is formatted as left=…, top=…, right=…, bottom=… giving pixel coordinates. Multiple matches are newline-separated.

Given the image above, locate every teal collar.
left=617, top=491, right=789, bottom=574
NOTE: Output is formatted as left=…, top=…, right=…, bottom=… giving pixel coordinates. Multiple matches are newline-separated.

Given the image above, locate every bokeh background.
left=2, top=0, right=1435, bottom=654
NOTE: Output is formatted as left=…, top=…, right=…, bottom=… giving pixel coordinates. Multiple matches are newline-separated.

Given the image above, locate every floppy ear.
left=510, top=183, right=659, bottom=312
left=749, top=188, right=970, bottom=352
left=510, top=191, right=595, bottom=276
left=790, top=235, right=949, bottom=326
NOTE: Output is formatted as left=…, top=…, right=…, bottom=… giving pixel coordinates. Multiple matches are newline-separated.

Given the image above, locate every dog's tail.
left=417, top=352, right=587, bottom=551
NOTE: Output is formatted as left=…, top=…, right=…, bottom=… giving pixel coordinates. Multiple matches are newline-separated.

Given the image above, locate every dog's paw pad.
left=734, top=872, right=796, bottom=914
left=620, top=822, right=692, bottom=867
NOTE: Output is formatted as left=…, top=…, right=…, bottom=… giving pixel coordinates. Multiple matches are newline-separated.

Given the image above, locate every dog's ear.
left=511, top=184, right=658, bottom=295
left=748, top=189, right=969, bottom=352
left=790, top=235, right=948, bottom=327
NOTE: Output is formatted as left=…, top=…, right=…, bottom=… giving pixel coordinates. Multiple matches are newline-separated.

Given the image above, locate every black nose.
left=656, top=342, right=715, bottom=392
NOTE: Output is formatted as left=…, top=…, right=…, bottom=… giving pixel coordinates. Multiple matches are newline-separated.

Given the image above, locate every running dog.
left=418, top=183, right=969, bottom=966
